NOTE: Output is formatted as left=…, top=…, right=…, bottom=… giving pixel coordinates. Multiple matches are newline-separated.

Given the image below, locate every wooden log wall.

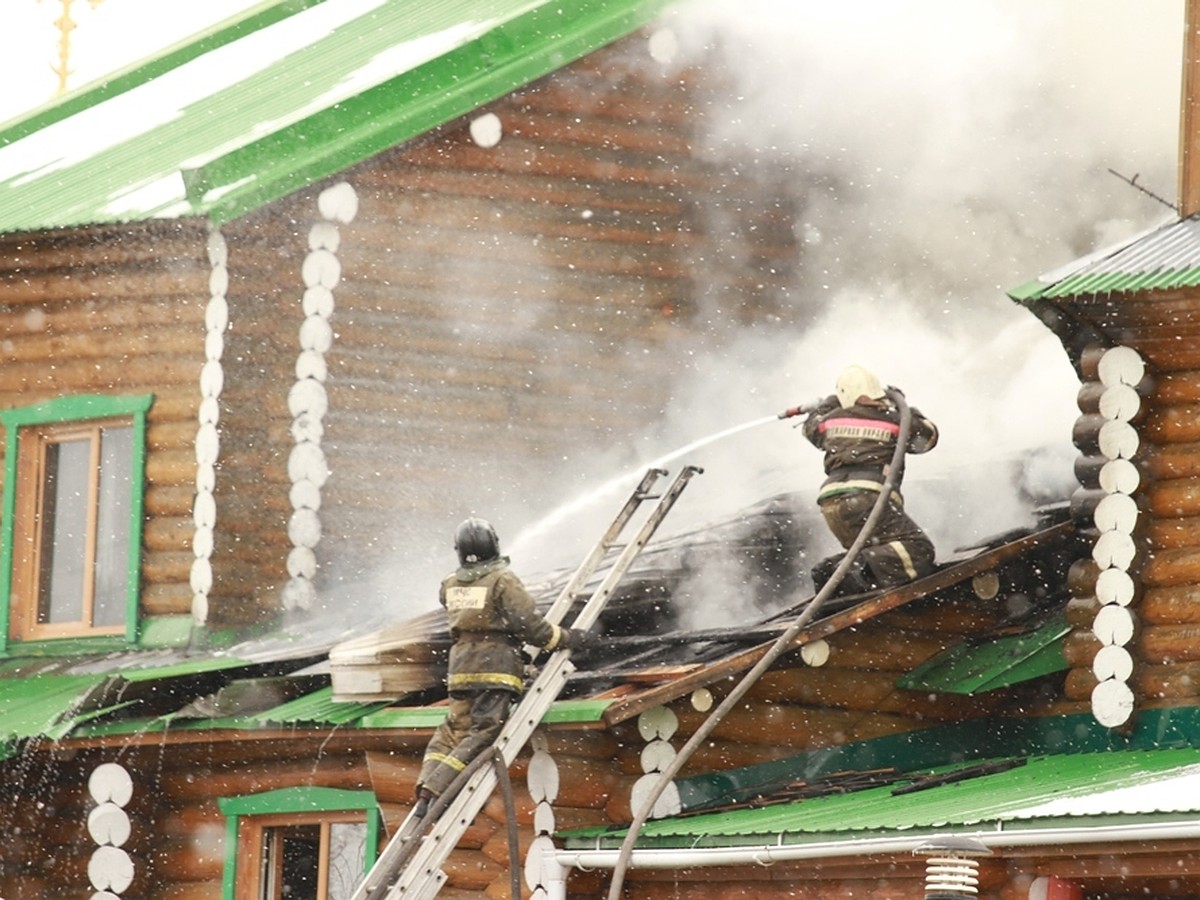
left=0, top=221, right=220, bottom=633
left=1057, top=287, right=1200, bottom=721
left=288, top=39, right=799, bottom=595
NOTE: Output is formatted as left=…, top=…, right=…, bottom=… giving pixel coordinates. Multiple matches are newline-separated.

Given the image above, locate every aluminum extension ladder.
left=351, top=465, right=702, bottom=900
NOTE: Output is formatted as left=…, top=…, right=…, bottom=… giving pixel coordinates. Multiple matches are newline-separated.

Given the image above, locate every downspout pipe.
left=557, top=820, right=1200, bottom=871
left=602, top=388, right=915, bottom=900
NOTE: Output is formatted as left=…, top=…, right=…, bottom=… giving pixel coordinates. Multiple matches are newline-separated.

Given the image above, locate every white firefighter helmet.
left=835, top=365, right=885, bottom=408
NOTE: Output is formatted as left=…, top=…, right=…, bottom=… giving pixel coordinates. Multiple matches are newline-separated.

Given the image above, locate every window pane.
left=94, top=426, right=132, bottom=627
left=264, top=824, right=321, bottom=900
left=326, top=823, right=367, bottom=900
left=39, top=439, right=89, bottom=624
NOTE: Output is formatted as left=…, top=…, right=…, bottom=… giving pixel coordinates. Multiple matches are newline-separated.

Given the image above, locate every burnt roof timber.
left=600, top=519, right=1076, bottom=726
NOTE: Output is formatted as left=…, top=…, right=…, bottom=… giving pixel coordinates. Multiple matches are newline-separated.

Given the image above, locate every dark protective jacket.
left=440, top=557, right=565, bottom=694
left=802, top=393, right=938, bottom=502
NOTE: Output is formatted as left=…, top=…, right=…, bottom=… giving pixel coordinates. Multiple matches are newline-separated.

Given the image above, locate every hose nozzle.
left=778, top=400, right=821, bottom=420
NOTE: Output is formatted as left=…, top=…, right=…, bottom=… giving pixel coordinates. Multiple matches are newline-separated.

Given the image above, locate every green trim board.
left=0, top=394, right=154, bottom=654
left=0, top=0, right=674, bottom=233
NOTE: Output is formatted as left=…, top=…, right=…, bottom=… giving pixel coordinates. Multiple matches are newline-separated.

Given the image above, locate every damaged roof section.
left=1, top=496, right=1080, bottom=758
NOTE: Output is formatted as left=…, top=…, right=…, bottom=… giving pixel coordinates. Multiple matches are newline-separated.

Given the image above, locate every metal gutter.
left=553, top=819, right=1200, bottom=871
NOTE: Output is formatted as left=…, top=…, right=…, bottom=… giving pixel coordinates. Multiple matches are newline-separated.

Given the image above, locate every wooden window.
left=0, top=395, right=152, bottom=649
left=239, top=815, right=368, bottom=900
left=219, top=788, right=381, bottom=900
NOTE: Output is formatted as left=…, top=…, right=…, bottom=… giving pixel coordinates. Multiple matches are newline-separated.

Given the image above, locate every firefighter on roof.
left=800, top=365, right=938, bottom=595
left=414, top=517, right=587, bottom=817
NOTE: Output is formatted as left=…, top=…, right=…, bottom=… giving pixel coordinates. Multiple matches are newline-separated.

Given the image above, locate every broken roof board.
left=0, top=0, right=672, bottom=234
left=1010, top=214, right=1200, bottom=302
left=562, top=747, right=1200, bottom=850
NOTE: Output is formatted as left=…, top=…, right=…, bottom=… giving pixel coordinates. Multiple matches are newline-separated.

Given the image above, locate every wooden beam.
left=601, top=520, right=1075, bottom=726
left=1181, top=0, right=1200, bottom=216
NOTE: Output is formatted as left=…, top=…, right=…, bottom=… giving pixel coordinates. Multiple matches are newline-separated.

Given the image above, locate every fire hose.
left=603, top=388, right=914, bottom=900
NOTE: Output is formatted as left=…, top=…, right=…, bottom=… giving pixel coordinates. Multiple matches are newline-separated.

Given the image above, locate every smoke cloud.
left=327, top=1, right=1184, bottom=633
left=509, top=0, right=1183, bottom=596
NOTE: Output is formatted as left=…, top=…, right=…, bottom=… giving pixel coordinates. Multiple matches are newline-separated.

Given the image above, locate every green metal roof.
left=0, top=674, right=109, bottom=758
left=562, top=748, right=1200, bottom=850
left=896, top=614, right=1070, bottom=695
left=0, top=0, right=672, bottom=233
left=1011, top=215, right=1200, bottom=303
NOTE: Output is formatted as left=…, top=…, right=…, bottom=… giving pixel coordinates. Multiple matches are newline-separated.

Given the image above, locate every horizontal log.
left=1154, top=370, right=1200, bottom=405
left=1146, top=516, right=1200, bottom=551
left=364, top=750, right=421, bottom=805
left=0, top=352, right=202, bottom=395
left=535, top=730, right=622, bottom=763
left=677, top=738, right=813, bottom=774
left=147, top=418, right=204, bottom=453
left=156, top=758, right=371, bottom=801
left=1065, top=595, right=1101, bottom=629
left=1138, top=622, right=1200, bottom=664
left=1136, top=661, right=1200, bottom=700
left=141, top=581, right=194, bottom=617
left=143, top=516, right=193, bottom=553
left=441, top=848, right=503, bottom=891
left=1062, top=629, right=1102, bottom=667
left=1072, top=413, right=1108, bottom=455
left=1140, top=584, right=1200, bottom=625
left=820, top=628, right=967, bottom=671
left=1068, top=559, right=1101, bottom=599
left=141, top=550, right=194, bottom=584
left=1139, top=546, right=1200, bottom=587
left=1141, top=441, right=1200, bottom=480
left=677, top=702, right=923, bottom=750
left=1074, top=453, right=1108, bottom=489
left=1064, top=665, right=1100, bottom=702
left=146, top=449, right=200, bottom=487
left=480, top=827, right=533, bottom=868
left=1079, top=344, right=1107, bottom=382
left=1144, top=405, right=1200, bottom=444
left=741, top=667, right=992, bottom=721
left=544, top=755, right=626, bottom=810
left=1134, top=340, right=1200, bottom=373
left=144, top=484, right=196, bottom=518
left=0, top=321, right=205, bottom=365
left=1144, top=479, right=1200, bottom=519
left=1069, top=488, right=1107, bottom=525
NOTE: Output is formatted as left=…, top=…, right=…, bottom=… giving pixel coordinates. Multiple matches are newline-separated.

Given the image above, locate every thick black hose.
left=603, top=389, right=913, bottom=900
left=491, top=748, right=522, bottom=900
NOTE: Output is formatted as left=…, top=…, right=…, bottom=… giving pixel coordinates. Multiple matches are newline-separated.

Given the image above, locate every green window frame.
left=218, top=787, right=382, bottom=900
left=0, top=394, right=152, bottom=652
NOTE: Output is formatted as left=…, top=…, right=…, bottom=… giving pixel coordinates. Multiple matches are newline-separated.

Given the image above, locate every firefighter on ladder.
left=414, top=517, right=588, bottom=818
left=795, top=365, right=939, bottom=596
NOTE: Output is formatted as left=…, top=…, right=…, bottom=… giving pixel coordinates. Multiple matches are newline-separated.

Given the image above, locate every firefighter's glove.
left=813, top=394, right=840, bottom=415
left=560, top=628, right=591, bottom=653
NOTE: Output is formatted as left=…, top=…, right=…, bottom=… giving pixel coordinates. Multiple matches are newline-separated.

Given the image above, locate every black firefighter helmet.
left=455, top=517, right=500, bottom=566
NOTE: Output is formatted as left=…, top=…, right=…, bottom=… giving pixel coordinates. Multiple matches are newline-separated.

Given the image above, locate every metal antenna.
left=1107, top=168, right=1179, bottom=212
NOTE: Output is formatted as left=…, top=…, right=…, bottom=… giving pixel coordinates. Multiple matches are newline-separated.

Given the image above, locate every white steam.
left=512, top=0, right=1182, bottom=581
left=331, top=1, right=1184, bottom=631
